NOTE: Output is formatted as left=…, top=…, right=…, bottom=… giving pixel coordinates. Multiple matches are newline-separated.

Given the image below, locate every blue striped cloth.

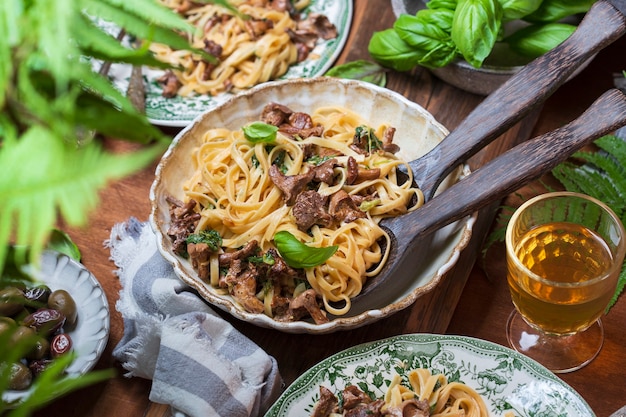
left=108, top=218, right=283, bottom=417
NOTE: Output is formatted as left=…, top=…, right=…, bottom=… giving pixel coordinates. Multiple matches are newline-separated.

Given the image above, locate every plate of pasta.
left=264, top=334, right=594, bottom=417
left=104, top=0, right=352, bottom=127
left=150, top=76, right=474, bottom=333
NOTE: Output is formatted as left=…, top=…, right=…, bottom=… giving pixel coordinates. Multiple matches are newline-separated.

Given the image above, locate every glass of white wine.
left=505, top=191, right=626, bottom=373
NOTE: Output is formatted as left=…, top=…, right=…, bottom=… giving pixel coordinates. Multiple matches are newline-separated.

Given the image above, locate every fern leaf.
left=101, top=0, right=197, bottom=34
left=0, top=0, right=19, bottom=107
left=82, top=0, right=194, bottom=51
left=596, top=134, right=626, bottom=161
left=607, top=268, right=626, bottom=312
left=74, top=15, right=170, bottom=68
left=0, top=126, right=165, bottom=270
left=33, top=0, right=77, bottom=90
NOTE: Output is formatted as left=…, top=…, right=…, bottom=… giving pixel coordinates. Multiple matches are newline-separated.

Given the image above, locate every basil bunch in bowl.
left=374, top=0, right=595, bottom=95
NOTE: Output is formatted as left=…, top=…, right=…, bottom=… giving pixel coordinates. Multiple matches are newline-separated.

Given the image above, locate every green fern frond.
left=0, top=126, right=166, bottom=270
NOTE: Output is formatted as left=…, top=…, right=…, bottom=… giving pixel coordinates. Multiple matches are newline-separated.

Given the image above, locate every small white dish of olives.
left=1, top=251, right=110, bottom=404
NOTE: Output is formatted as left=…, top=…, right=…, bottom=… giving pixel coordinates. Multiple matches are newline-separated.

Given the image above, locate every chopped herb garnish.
left=359, top=199, right=381, bottom=212
left=307, top=155, right=333, bottom=166
left=354, top=125, right=384, bottom=153
left=185, top=229, right=223, bottom=251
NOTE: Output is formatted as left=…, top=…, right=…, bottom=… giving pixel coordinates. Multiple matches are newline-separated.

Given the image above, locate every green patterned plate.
left=265, top=334, right=594, bottom=417
left=101, top=0, right=352, bottom=127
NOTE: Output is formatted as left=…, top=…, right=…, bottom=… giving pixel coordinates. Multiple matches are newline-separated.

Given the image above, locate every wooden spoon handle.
left=415, top=0, right=626, bottom=200
left=398, top=88, right=626, bottom=246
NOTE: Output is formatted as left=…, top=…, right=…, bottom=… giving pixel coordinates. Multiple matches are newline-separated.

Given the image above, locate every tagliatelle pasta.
left=384, top=369, right=489, bottom=417
left=311, top=368, right=513, bottom=417
left=168, top=104, right=422, bottom=322
left=150, top=0, right=336, bottom=97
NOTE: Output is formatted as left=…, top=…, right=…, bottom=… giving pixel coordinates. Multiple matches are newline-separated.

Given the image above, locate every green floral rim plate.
left=265, top=334, right=594, bottom=417
left=100, top=0, right=352, bottom=127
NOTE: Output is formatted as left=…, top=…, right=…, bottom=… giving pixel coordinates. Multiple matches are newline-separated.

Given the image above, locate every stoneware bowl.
left=149, top=77, right=474, bottom=333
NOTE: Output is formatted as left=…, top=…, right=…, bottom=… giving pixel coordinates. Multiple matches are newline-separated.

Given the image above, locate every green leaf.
left=498, top=0, right=543, bottom=21
left=394, top=11, right=452, bottom=48
left=426, top=0, right=459, bottom=10
left=274, top=231, right=338, bottom=269
left=82, top=0, right=192, bottom=51
left=523, top=0, right=595, bottom=23
left=47, top=230, right=82, bottom=261
left=0, top=126, right=164, bottom=270
left=505, top=22, right=576, bottom=58
left=0, top=0, right=20, bottom=107
left=325, top=60, right=388, bottom=87
left=74, top=15, right=170, bottom=68
left=242, top=122, right=279, bottom=144
left=82, top=0, right=216, bottom=63
left=452, top=0, right=502, bottom=68
left=368, top=29, right=423, bottom=72
left=100, top=0, right=197, bottom=33
left=73, top=88, right=166, bottom=144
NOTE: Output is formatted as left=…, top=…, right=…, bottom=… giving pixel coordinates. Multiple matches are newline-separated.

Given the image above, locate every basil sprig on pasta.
left=242, top=122, right=279, bottom=143
left=274, top=231, right=338, bottom=269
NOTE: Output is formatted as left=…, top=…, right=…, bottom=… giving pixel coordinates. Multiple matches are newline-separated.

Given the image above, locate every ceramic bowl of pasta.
left=149, top=76, right=474, bottom=333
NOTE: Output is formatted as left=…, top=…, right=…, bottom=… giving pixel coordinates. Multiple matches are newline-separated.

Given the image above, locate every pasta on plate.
left=166, top=103, right=423, bottom=323
left=151, top=0, right=337, bottom=98
left=311, top=368, right=493, bottom=417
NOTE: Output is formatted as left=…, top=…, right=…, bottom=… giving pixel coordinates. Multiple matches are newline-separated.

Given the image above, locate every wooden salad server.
left=360, top=88, right=626, bottom=299
left=356, top=0, right=626, bottom=298
left=414, top=0, right=626, bottom=202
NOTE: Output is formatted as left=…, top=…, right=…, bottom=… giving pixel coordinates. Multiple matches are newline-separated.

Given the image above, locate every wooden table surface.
left=32, top=1, right=626, bottom=416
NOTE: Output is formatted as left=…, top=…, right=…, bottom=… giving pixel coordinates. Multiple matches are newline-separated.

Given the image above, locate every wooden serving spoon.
left=358, top=88, right=626, bottom=298
left=355, top=0, right=626, bottom=299
left=414, top=0, right=626, bottom=202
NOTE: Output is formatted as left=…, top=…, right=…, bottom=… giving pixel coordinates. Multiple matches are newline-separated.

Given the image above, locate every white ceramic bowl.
left=3, top=251, right=110, bottom=404
left=149, top=77, right=474, bottom=333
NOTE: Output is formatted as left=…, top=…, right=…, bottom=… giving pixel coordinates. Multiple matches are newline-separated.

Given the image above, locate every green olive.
left=0, top=287, right=25, bottom=316
left=8, top=362, right=33, bottom=390
left=0, top=316, right=16, bottom=337
left=47, top=290, right=77, bottom=328
left=26, top=336, right=50, bottom=360
left=10, top=325, right=36, bottom=348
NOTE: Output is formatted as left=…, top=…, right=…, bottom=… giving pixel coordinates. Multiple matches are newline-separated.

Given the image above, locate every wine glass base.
left=506, top=310, right=604, bottom=374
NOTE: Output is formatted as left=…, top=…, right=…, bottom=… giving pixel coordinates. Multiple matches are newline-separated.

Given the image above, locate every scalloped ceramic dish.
left=2, top=251, right=110, bottom=405
left=149, top=76, right=474, bottom=334
left=265, top=334, right=594, bottom=416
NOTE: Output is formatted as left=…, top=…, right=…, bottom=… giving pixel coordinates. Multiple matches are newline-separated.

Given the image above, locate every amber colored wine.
left=507, top=221, right=618, bottom=335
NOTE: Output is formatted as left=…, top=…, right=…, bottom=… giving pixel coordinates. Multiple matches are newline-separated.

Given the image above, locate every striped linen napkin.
left=107, top=218, right=283, bottom=417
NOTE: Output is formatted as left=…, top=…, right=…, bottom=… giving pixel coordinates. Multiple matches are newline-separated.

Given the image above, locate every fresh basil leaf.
left=416, top=8, right=455, bottom=33
left=274, top=231, right=338, bottom=269
left=394, top=10, right=458, bottom=68
left=427, top=0, right=459, bottom=10
left=325, top=60, right=387, bottom=87
left=498, top=0, right=542, bottom=21
left=47, top=229, right=81, bottom=261
left=452, top=0, right=502, bottom=68
left=523, top=0, right=595, bottom=23
left=242, top=122, right=278, bottom=144
left=505, top=22, right=576, bottom=58
left=368, top=28, right=423, bottom=72
left=395, top=12, right=450, bottom=48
